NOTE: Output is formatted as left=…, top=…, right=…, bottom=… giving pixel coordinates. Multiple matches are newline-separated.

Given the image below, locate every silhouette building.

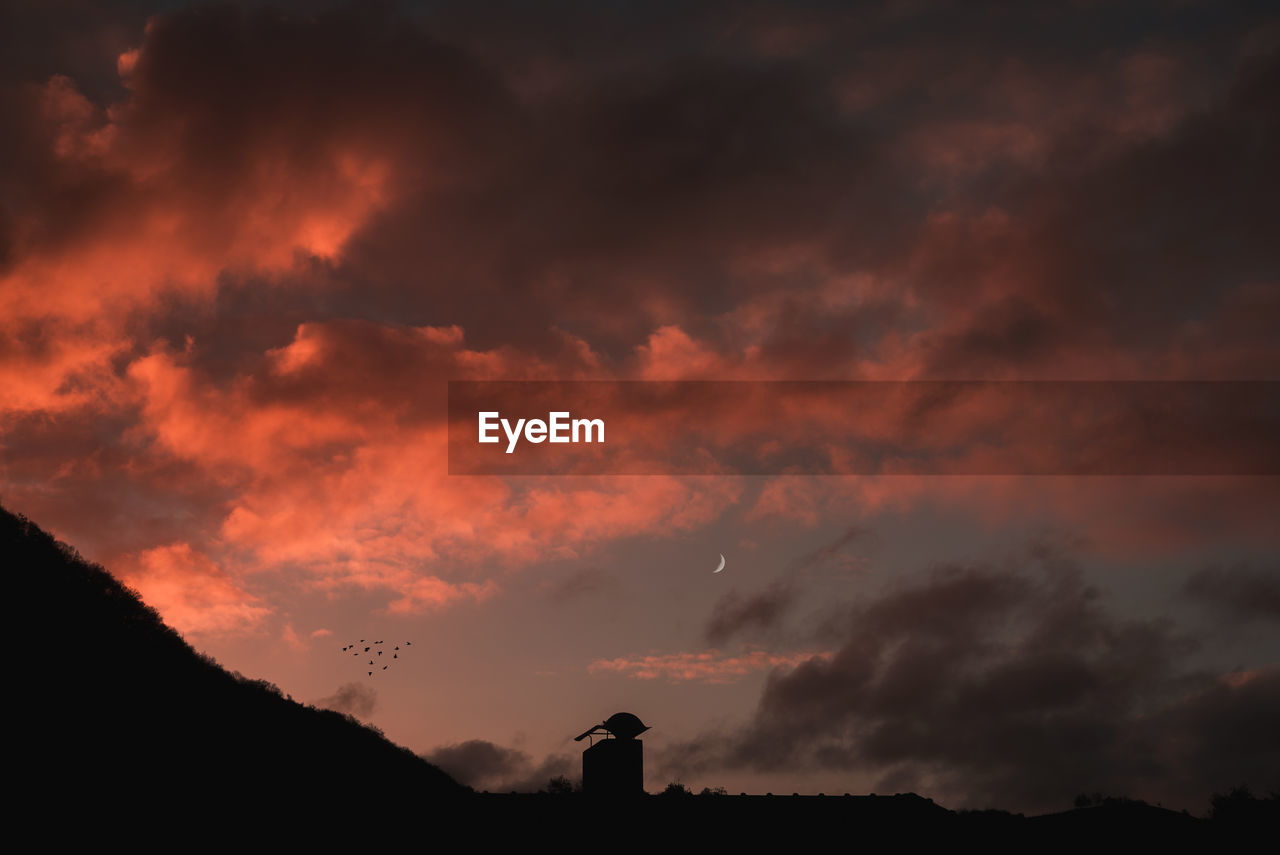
left=574, top=712, right=649, bottom=795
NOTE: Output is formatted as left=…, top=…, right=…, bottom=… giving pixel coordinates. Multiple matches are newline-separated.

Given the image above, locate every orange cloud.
left=123, top=542, right=270, bottom=636
left=588, top=649, right=834, bottom=684
left=4, top=77, right=395, bottom=323
left=109, top=322, right=747, bottom=615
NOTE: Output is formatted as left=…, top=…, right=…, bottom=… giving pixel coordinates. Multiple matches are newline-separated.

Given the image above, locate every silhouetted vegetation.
left=541, top=775, right=581, bottom=794
left=1072, top=792, right=1150, bottom=809
left=1209, top=786, right=1280, bottom=826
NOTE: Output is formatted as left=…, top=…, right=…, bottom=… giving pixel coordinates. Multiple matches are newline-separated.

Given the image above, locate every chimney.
left=574, top=712, right=650, bottom=795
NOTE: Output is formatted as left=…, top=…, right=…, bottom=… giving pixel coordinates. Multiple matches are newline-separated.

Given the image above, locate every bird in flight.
left=343, top=640, right=413, bottom=676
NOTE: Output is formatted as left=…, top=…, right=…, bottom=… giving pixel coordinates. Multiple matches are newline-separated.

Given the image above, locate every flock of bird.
left=341, top=639, right=411, bottom=676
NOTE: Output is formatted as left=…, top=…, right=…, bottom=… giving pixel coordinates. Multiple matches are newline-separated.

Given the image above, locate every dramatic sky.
left=2, top=0, right=1278, bottom=812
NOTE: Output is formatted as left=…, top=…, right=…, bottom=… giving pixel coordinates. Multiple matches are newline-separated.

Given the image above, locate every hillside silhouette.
left=3, top=503, right=465, bottom=816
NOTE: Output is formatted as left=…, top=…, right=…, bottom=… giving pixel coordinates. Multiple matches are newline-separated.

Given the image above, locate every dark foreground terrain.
left=4, top=503, right=464, bottom=814
left=5, top=503, right=1275, bottom=841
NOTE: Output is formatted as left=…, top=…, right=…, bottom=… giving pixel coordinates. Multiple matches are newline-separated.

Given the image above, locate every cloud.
left=703, top=525, right=869, bottom=646
left=1183, top=564, right=1280, bottom=622
left=313, top=682, right=377, bottom=719
left=121, top=541, right=270, bottom=636
left=542, top=566, right=617, bottom=603
left=660, top=547, right=1280, bottom=812
left=588, top=649, right=832, bottom=684
left=110, top=324, right=742, bottom=612
left=281, top=622, right=306, bottom=651
left=423, top=739, right=572, bottom=792
left=785, top=525, right=868, bottom=575
left=705, top=584, right=798, bottom=647
left=0, top=0, right=512, bottom=425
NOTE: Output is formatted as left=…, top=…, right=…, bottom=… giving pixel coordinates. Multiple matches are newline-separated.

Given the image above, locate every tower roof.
left=574, top=711, right=651, bottom=742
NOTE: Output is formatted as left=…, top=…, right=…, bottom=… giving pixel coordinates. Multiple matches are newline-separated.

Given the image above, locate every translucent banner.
left=447, top=381, right=1280, bottom=475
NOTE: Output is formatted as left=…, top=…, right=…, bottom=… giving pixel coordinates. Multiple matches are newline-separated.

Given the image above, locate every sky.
left=1, top=0, right=1278, bottom=813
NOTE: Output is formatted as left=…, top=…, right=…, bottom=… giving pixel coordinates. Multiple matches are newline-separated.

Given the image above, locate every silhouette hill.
left=3, top=504, right=465, bottom=815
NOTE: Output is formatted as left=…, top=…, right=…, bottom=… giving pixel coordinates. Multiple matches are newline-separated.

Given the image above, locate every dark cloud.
left=706, top=583, right=796, bottom=647
left=914, top=39, right=1280, bottom=378
left=665, top=549, right=1280, bottom=813
left=543, top=566, right=617, bottom=604
left=405, top=3, right=1279, bottom=376
left=336, top=40, right=897, bottom=357
left=705, top=526, right=866, bottom=646
left=1184, top=563, right=1280, bottom=622
left=313, top=681, right=377, bottom=719
left=1148, top=664, right=1280, bottom=795
left=32, top=1, right=506, bottom=253
left=423, top=739, right=572, bottom=792
left=786, top=525, right=868, bottom=577
left=0, top=0, right=158, bottom=97
left=5, top=0, right=1278, bottom=376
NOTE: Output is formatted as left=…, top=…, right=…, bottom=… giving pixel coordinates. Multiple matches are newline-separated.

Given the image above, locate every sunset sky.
left=2, top=0, right=1277, bottom=812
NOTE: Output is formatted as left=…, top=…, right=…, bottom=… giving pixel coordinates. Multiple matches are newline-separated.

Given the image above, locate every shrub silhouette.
left=542, top=775, right=581, bottom=795
left=1209, top=785, right=1280, bottom=825
left=1073, top=793, right=1149, bottom=809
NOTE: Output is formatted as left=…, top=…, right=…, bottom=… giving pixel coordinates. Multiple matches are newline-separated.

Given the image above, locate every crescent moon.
left=713, top=553, right=726, bottom=573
